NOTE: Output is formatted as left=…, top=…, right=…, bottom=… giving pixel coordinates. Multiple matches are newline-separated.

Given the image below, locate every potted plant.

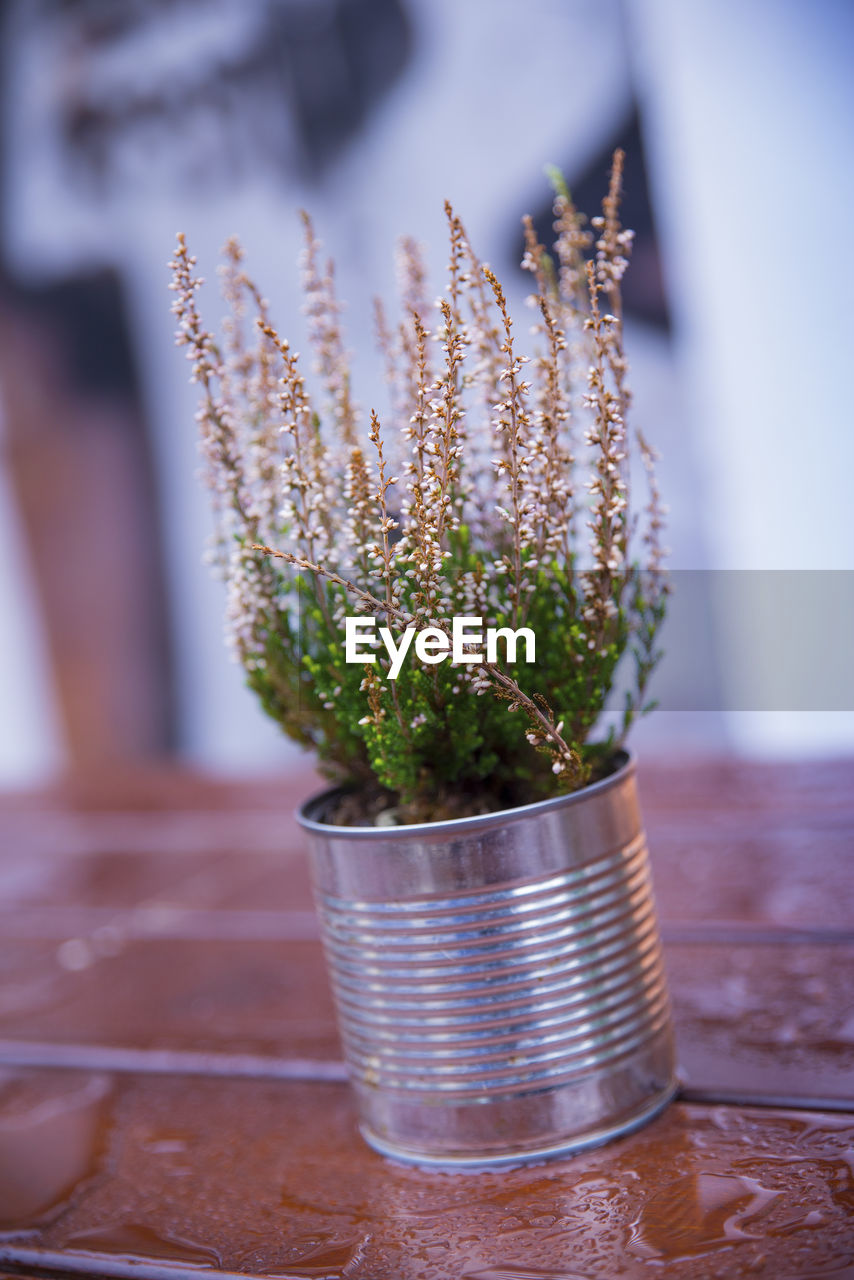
left=170, top=151, right=675, bottom=1167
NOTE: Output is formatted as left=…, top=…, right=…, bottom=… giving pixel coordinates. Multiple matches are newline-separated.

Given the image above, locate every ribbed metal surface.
left=300, top=753, right=676, bottom=1164
left=316, top=833, right=669, bottom=1099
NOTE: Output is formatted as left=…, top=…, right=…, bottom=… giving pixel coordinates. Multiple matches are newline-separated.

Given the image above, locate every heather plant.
left=170, top=152, right=667, bottom=823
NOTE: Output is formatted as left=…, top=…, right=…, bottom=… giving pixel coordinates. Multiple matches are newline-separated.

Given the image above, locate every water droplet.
left=463, top=1268, right=592, bottom=1279
left=627, top=1171, right=779, bottom=1260
left=62, top=1222, right=221, bottom=1268
left=498, top=1217, right=526, bottom=1233
left=268, top=1235, right=369, bottom=1277
left=141, top=1131, right=191, bottom=1155
left=773, top=1208, right=826, bottom=1234
left=56, top=938, right=93, bottom=971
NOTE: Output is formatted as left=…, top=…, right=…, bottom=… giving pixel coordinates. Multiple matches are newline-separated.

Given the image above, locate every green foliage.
left=172, top=157, right=668, bottom=823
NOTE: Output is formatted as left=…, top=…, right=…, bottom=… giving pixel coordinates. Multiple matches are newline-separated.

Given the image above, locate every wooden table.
left=1, top=759, right=852, bottom=1278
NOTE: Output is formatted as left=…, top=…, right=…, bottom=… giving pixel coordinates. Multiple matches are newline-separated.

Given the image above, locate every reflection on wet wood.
left=0, top=759, right=852, bottom=1276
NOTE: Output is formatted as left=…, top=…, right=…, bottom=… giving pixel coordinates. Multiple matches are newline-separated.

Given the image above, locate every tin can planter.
left=298, top=751, right=676, bottom=1168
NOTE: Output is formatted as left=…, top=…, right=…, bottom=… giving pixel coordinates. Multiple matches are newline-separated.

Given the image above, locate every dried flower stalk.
left=171, top=156, right=667, bottom=822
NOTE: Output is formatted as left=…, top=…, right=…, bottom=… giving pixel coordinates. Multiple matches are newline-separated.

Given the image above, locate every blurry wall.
left=0, top=0, right=851, bottom=785
left=631, top=0, right=854, bottom=754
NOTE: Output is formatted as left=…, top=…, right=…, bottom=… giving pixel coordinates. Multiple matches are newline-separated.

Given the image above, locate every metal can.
left=298, top=752, right=676, bottom=1167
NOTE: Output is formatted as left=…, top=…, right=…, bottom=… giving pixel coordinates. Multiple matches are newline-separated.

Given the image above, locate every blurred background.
left=0, top=0, right=852, bottom=789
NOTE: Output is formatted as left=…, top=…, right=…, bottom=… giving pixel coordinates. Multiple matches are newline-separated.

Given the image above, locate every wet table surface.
left=0, top=758, right=852, bottom=1279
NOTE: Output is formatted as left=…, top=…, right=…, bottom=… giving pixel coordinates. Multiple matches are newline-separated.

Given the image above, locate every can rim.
left=297, top=748, right=634, bottom=839
left=357, top=1077, right=677, bottom=1170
